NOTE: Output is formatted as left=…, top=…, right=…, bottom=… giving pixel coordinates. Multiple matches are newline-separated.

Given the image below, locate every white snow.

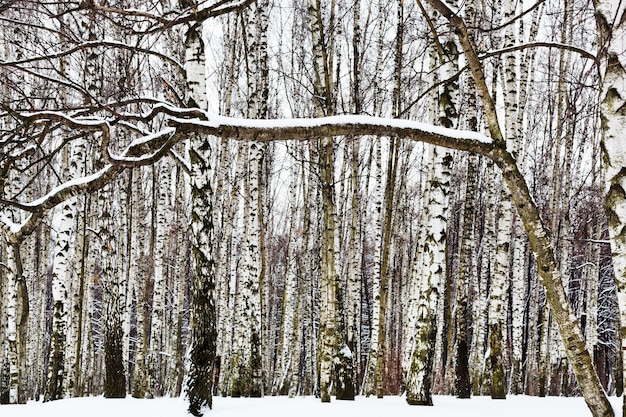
left=24, top=166, right=112, bottom=208
left=205, top=114, right=493, bottom=144
left=339, top=345, right=353, bottom=358
left=0, top=395, right=621, bottom=417
left=0, top=212, right=23, bottom=235
left=168, top=112, right=493, bottom=145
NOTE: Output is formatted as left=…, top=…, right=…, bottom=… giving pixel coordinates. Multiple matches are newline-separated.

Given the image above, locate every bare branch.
left=482, top=42, right=596, bottom=62
left=0, top=40, right=185, bottom=73
left=480, top=0, right=546, bottom=32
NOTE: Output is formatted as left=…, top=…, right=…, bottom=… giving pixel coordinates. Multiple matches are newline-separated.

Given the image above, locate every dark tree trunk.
left=104, top=321, right=126, bottom=398
left=187, top=130, right=217, bottom=416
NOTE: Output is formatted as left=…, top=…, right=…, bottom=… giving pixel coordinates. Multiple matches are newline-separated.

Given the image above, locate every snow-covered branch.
left=0, top=121, right=183, bottom=243
left=170, top=113, right=494, bottom=155
left=3, top=105, right=498, bottom=247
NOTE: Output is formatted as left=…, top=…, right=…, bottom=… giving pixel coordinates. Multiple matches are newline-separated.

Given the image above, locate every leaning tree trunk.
left=597, top=1, right=626, bottom=416
left=424, top=1, right=613, bottom=415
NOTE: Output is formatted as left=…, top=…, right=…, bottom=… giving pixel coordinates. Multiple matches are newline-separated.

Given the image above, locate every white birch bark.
left=226, top=3, right=266, bottom=396
left=47, top=138, right=85, bottom=400
left=5, top=244, right=21, bottom=404
left=306, top=0, right=351, bottom=402
left=470, top=152, right=496, bottom=395
left=509, top=4, right=541, bottom=394
left=146, top=157, right=172, bottom=398
left=120, top=172, right=135, bottom=393
left=2, top=162, right=27, bottom=404
left=132, top=169, right=150, bottom=398
left=98, top=183, right=126, bottom=398
left=487, top=0, right=518, bottom=398
left=228, top=143, right=260, bottom=396
left=300, top=148, right=318, bottom=396
left=245, top=143, right=264, bottom=398
left=597, top=2, right=626, bottom=415
left=364, top=137, right=383, bottom=396
left=406, top=2, right=456, bottom=402
left=68, top=193, right=91, bottom=397
left=272, top=160, right=300, bottom=395
left=406, top=144, right=452, bottom=405
left=217, top=144, right=245, bottom=395
left=185, top=22, right=218, bottom=417
left=214, top=16, right=237, bottom=394
left=347, top=0, right=363, bottom=391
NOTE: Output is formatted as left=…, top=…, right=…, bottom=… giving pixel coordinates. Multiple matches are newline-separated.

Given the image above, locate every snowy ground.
left=1, top=394, right=623, bottom=417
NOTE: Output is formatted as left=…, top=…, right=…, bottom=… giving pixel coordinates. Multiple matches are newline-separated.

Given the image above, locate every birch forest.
left=2, top=1, right=626, bottom=417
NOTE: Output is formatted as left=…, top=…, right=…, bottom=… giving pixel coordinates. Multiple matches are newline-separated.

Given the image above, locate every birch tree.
left=228, top=2, right=267, bottom=396
left=405, top=0, right=458, bottom=404
left=307, top=0, right=355, bottom=401
left=597, top=1, right=626, bottom=415
left=0, top=2, right=621, bottom=417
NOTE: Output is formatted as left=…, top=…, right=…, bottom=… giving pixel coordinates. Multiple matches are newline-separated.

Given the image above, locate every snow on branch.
left=170, top=113, right=494, bottom=155
left=2, top=107, right=494, bottom=243
left=0, top=120, right=183, bottom=243
left=14, top=110, right=181, bottom=167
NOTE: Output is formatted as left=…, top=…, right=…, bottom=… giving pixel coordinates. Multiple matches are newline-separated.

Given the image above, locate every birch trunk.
left=424, top=1, right=613, bottom=415
left=487, top=0, right=519, bottom=399
left=47, top=137, right=85, bottom=400
left=456, top=152, right=477, bottom=399
left=185, top=23, right=217, bottom=417
left=406, top=2, right=457, bottom=403
left=347, top=0, right=363, bottom=390
left=364, top=137, right=383, bottom=396
left=2, top=164, right=28, bottom=405
left=307, top=0, right=354, bottom=401
left=146, top=157, right=172, bottom=398
left=245, top=25, right=266, bottom=400
left=5, top=244, right=23, bottom=404
left=132, top=168, right=151, bottom=398
left=68, top=193, right=90, bottom=397
left=597, top=2, right=626, bottom=415
left=273, top=159, right=300, bottom=395
left=169, top=165, right=189, bottom=396
left=455, top=0, right=478, bottom=398
left=98, top=183, right=126, bottom=399
left=373, top=0, right=403, bottom=397
left=406, top=144, right=452, bottom=405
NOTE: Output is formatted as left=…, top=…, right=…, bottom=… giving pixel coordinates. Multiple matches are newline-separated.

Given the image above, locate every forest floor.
left=1, top=394, right=622, bottom=417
